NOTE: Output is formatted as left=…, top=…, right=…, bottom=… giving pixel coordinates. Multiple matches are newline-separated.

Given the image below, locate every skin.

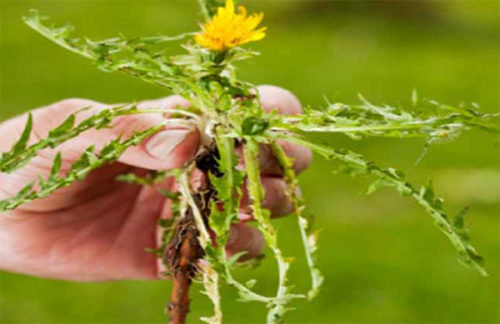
left=0, top=85, right=311, bottom=281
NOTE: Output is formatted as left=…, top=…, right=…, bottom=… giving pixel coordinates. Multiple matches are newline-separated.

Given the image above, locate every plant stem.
left=279, top=133, right=488, bottom=276
left=243, top=138, right=302, bottom=323
left=270, top=141, right=323, bottom=300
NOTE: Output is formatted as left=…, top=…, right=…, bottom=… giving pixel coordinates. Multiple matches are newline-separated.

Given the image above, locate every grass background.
left=0, top=1, right=499, bottom=323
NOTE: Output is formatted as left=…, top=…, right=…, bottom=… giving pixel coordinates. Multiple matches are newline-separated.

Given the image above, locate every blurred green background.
left=1, top=0, right=499, bottom=323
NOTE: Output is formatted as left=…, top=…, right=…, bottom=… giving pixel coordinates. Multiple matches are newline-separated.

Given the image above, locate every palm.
left=1, top=161, right=167, bottom=280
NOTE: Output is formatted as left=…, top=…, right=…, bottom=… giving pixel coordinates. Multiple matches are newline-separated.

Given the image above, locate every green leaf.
left=0, top=105, right=159, bottom=173
left=241, top=117, right=269, bottom=135
left=274, top=95, right=499, bottom=142
left=158, top=218, right=175, bottom=228
left=48, top=114, right=75, bottom=138
left=13, top=113, right=32, bottom=154
left=453, top=206, right=469, bottom=230
left=0, top=125, right=161, bottom=212
left=366, top=179, right=386, bottom=195
left=270, top=141, right=323, bottom=301
left=280, top=134, right=488, bottom=277
left=49, top=152, right=62, bottom=179
left=226, top=251, right=248, bottom=267
left=18, top=181, right=35, bottom=197
left=245, top=279, right=257, bottom=289
left=158, top=188, right=179, bottom=200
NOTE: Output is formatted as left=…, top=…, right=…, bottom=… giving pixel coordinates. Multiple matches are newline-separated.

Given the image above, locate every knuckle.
left=139, top=95, right=191, bottom=110
left=55, top=98, right=97, bottom=111
left=166, top=95, right=191, bottom=109
left=278, top=140, right=313, bottom=172
left=258, top=84, right=302, bottom=115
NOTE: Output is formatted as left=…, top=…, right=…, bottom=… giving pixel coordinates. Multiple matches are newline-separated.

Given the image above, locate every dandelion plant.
left=1, top=0, right=498, bottom=323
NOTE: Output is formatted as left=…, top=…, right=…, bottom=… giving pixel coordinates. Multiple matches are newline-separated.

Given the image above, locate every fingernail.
left=146, top=129, right=191, bottom=160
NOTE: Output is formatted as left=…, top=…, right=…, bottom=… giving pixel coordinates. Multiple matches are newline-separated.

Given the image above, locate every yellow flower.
left=195, top=0, right=266, bottom=51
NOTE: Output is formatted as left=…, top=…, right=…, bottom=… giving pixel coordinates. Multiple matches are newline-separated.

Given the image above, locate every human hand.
left=0, top=85, right=311, bottom=281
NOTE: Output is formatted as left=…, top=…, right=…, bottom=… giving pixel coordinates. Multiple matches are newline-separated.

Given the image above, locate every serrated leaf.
left=281, top=135, right=488, bottom=276
left=226, top=251, right=247, bottom=268
left=158, top=189, right=179, bottom=200
left=241, top=117, right=269, bottom=135
left=453, top=206, right=469, bottom=230
left=18, top=181, right=35, bottom=197
left=13, top=113, right=32, bottom=154
left=48, top=114, right=75, bottom=138
left=366, top=179, right=385, bottom=195
left=158, top=218, right=174, bottom=228
left=245, top=279, right=257, bottom=289
left=49, top=152, right=62, bottom=179
left=0, top=126, right=158, bottom=211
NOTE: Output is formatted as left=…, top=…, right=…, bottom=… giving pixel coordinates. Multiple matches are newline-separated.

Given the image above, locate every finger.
left=225, top=223, right=264, bottom=261
left=137, top=95, right=191, bottom=113
left=235, top=85, right=312, bottom=175
left=239, top=177, right=297, bottom=219
left=236, top=140, right=312, bottom=176
left=257, top=85, right=303, bottom=115
left=28, top=97, right=200, bottom=171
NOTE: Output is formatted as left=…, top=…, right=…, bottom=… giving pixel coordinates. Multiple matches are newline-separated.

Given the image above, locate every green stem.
left=0, top=124, right=164, bottom=212
left=243, top=138, right=302, bottom=324
left=278, top=133, right=487, bottom=277
left=278, top=114, right=499, bottom=136
left=210, top=134, right=275, bottom=304
left=270, top=141, right=323, bottom=300
left=1, top=107, right=196, bottom=173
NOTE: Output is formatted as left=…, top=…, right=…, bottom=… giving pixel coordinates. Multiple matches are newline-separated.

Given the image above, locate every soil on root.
left=163, top=144, right=220, bottom=324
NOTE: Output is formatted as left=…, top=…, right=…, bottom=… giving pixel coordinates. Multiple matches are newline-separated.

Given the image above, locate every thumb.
left=30, top=96, right=200, bottom=170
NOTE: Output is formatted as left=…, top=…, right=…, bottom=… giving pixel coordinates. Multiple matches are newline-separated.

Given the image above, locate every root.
left=165, top=215, right=201, bottom=324
left=164, top=144, right=220, bottom=324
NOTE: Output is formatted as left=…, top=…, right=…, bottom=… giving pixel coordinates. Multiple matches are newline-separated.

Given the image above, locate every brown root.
left=165, top=215, right=202, bottom=324
left=164, top=145, right=220, bottom=324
